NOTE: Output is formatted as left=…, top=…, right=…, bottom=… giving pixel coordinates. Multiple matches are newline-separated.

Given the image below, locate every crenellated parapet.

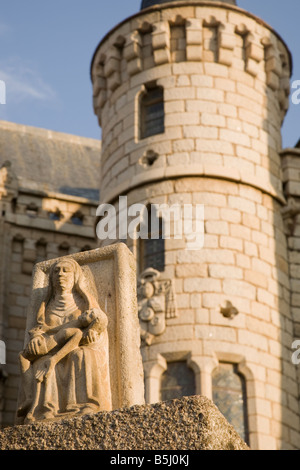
left=91, top=2, right=291, bottom=207
left=92, top=2, right=291, bottom=127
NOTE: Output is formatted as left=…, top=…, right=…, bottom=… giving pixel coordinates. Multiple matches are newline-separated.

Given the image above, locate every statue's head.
left=36, top=257, right=99, bottom=327
left=49, top=258, right=84, bottom=294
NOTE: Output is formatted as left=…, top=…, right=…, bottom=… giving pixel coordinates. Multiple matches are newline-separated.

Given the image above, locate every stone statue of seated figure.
left=17, top=258, right=112, bottom=423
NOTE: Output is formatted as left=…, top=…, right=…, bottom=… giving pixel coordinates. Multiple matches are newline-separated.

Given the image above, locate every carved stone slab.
left=16, top=243, right=144, bottom=423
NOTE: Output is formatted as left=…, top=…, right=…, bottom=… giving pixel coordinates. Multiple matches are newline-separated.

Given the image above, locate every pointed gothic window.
left=140, top=85, right=164, bottom=139
left=160, top=361, right=196, bottom=402
left=36, top=239, right=47, bottom=263
left=212, top=363, right=249, bottom=444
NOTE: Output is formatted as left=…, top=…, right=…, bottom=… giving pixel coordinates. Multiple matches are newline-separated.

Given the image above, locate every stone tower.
left=91, top=0, right=300, bottom=449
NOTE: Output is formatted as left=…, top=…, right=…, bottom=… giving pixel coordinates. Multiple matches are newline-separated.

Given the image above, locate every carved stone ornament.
left=137, top=268, right=177, bottom=346
left=220, top=300, right=239, bottom=320
left=16, top=245, right=145, bottom=425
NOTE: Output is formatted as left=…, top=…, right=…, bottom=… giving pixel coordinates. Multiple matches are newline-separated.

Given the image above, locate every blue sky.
left=0, top=0, right=299, bottom=148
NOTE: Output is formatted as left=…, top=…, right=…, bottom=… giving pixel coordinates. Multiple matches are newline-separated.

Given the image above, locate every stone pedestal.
left=0, top=396, right=249, bottom=450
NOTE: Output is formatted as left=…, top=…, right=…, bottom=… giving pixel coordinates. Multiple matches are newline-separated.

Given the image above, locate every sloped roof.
left=0, top=120, right=101, bottom=200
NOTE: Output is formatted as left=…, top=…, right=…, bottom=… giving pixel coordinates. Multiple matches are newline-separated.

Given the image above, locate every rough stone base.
left=0, top=396, right=249, bottom=450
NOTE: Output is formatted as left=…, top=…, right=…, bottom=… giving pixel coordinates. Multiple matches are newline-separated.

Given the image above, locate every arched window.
left=58, top=242, right=70, bottom=258
left=212, top=363, right=249, bottom=444
left=160, top=361, right=196, bottom=402
left=138, top=205, right=165, bottom=274
left=36, top=239, right=47, bottom=263
left=140, top=84, right=164, bottom=139
left=48, top=209, right=62, bottom=221
left=26, top=203, right=38, bottom=218
left=71, top=211, right=84, bottom=226
left=12, top=234, right=24, bottom=256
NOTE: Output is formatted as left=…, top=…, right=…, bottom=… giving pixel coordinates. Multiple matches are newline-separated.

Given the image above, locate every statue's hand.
left=82, top=329, right=99, bottom=344
left=27, top=336, right=45, bottom=357
left=35, top=357, right=56, bottom=383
